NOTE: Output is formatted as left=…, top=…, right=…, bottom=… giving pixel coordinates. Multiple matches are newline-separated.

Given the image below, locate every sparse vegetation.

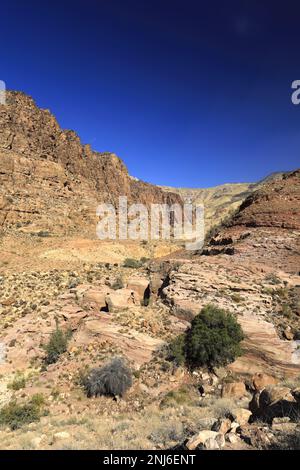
left=111, top=276, right=124, bottom=290
left=123, top=258, right=142, bottom=268
left=44, top=325, right=72, bottom=364
left=8, top=372, right=26, bottom=391
left=0, top=395, right=47, bottom=430
left=83, top=357, right=133, bottom=398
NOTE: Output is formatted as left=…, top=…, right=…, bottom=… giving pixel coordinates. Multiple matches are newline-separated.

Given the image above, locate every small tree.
left=186, top=304, right=244, bottom=369
left=44, top=326, right=72, bottom=365
left=83, top=357, right=132, bottom=398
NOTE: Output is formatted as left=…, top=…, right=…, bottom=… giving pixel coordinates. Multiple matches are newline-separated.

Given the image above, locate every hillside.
left=160, top=172, right=287, bottom=233
left=0, top=91, right=182, bottom=237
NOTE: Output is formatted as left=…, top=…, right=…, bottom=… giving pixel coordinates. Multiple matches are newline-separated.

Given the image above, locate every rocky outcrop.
left=202, top=170, right=300, bottom=274
left=0, top=91, right=182, bottom=234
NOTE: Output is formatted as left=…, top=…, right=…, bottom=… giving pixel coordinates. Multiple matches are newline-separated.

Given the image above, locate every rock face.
left=203, top=170, right=300, bottom=274
left=0, top=91, right=182, bottom=235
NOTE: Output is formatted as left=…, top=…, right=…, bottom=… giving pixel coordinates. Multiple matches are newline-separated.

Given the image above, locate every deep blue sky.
left=1, top=0, right=300, bottom=187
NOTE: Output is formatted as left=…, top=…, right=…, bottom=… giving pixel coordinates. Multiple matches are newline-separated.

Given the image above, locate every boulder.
left=82, top=287, right=112, bottom=311
left=252, top=373, right=278, bottom=392
left=212, top=418, right=232, bottom=434
left=127, top=276, right=150, bottom=301
left=105, top=289, right=137, bottom=312
left=230, top=408, right=252, bottom=426
left=252, top=385, right=299, bottom=422
left=203, top=437, right=220, bottom=450
left=186, top=430, right=218, bottom=450
left=222, top=382, right=246, bottom=398
left=226, top=432, right=240, bottom=444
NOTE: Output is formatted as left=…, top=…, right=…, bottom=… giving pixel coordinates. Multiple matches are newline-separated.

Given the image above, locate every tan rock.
left=82, top=287, right=112, bottom=310
left=231, top=408, right=252, bottom=425
left=53, top=431, right=70, bottom=441
left=252, top=373, right=278, bottom=391
left=105, top=289, right=137, bottom=312
left=127, top=277, right=149, bottom=301
left=212, top=418, right=232, bottom=434
left=186, top=430, right=218, bottom=450
left=222, top=382, right=246, bottom=398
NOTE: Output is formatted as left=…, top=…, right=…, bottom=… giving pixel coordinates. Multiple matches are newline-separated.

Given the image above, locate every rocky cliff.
left=0, top=91, right=182, bottom=235
left=202, top=170, right=300, bottom=273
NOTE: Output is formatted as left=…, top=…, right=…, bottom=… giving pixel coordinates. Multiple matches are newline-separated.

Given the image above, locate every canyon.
left=0, top=91, right=299, bottom=450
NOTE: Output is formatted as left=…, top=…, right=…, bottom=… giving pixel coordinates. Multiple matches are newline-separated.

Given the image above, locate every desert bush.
left=168, top=304, right=244, bottom=369
left=7, top=372, right=26, bottom=391
left=186, top=304, right=243, bottom=369
left=167, top=334, right=186, bottom=366
left=160, top=385, right=197, bottom=408
left=265, top=273, right=281, bottom=285
left=44, top=326, right=72, bottom=364
left=266, top=427, right=300, bottom=450
left=37, top=231, right=51, bottom=237
left=111, top=276, right=124, bottom=290
left=83, top=357, right=133, bottom=398
left=0, top=395, right=47, bottom=430
left=123, top=258, right=142, bottom=269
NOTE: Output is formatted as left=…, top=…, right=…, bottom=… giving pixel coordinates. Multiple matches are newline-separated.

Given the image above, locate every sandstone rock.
left=259, top=385, right=294, bottom=407
left=222, top=382, right=246, bottom=399
left=203, top=437, right=220, bottom=450
left=53, top=431, right=70, bottom=441
left=186, top=430, right=218, bottom=450
left=226, top=432, right=240, bottom=444
left=105, top=289, right=137, bottom=312
left=252, top=373, right=278, bottom=391
left=283, top=327, right=294, bottom=341
left=0, top=91, right=182, bottom=235
left=212, top=418, right=232, bottom=434
left=230, top=408, right=252, bottom=426
left=82, top=287, right=112, bottom=311
left=271, top=422, right=298, bottom=432
left=215, top=433, right=226, bottom=448
left=127, top=276, right=149, bottom=301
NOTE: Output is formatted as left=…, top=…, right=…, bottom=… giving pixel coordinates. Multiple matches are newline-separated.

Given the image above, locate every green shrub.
left=37, top=231, right=51, bottom=237
left=30, top=393, right=46, bottom=407
left=0, top=396, right=46, bottom=430
left=186, top=304, right=244, bottom=369
left=7, top=372, right=26, bottom=391
left=123, top=258, right=142, bottom=268
left=168, top=334, right=186, bottom=366
left=44, top=326, right=72, bottom=364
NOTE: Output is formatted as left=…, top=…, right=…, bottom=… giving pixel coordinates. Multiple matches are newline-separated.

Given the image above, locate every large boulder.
left=105, top=289, right=137, bottom=312
left=127, top=276, right=150, bottom=301
left=230, top=408, right=252, bottom=426
left=250, top=385, right=299, bottom=422
left=81, top=287, right=112, bottom=311
left=185, top=430, right=219, bottom=450
left=252, top=373, right=278, bottom=392
left=222, top=382, right=246, bottom=399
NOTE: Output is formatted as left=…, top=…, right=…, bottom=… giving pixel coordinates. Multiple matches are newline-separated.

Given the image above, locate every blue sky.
left=1, top=0, right=300, bottom=187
